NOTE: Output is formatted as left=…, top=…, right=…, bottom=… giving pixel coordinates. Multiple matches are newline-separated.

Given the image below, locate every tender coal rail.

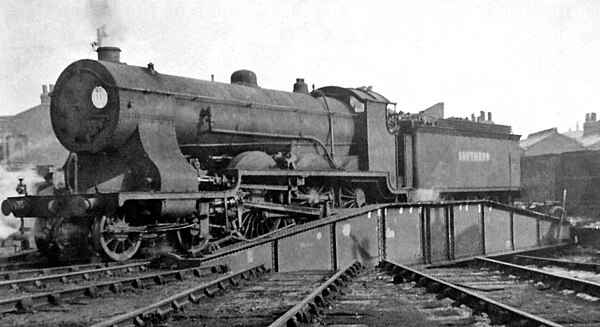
left=381, top=260, right=562, bottom=327
left=0, top=262, right=226, bottom=316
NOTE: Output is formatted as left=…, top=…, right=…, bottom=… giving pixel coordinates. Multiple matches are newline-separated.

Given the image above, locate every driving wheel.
left=92, top=215, right=142, bottom=261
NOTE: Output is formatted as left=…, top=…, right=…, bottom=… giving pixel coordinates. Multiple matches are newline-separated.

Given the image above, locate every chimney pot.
left=477, top=111, right=485, bottom=123
left=586, top=113, right=590, bottom=122
left=49, top=84, right=54, bottom=92
left=487, top=112, right=492, bottom=121
left=97, top=46, right=121, bottom=63
left=593, top=113, right=597, bottom=122
left=40, top=85, right=50, bottom=105
left=293, top=78, right=309, bottom=93
left=230, top=70, right=258, bottom=87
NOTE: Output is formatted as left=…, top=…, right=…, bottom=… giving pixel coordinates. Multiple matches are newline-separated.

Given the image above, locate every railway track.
left=0, top=258, right=151, bottom=281
left=475, top=256, right=600, bottom=298
left=0, top=255, right=135, bottom=272
left=0, top=249, right=38, bottom=264
left=0, top=260, right=154, bottom=293
left=0, top=260, right=228, bottom=325
left=382, top=257, right=600, bottom=326
left=0, top=251, right=47, bottom=272
left=314, top=265, right=488, bottom=326
left=90, top=261, right=361, bottom=327
left=509, top=254, right=600, bottom=273
left=0, top=203, right=578, bottom=326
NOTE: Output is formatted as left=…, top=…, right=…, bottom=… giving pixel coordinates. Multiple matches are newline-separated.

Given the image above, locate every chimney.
left=583, top=112, right=600, bottom=136
left=97, top=46, right=121, bottom=63
left=477, top=111, right=485, bottom=123
left=230, top=69, right=258, bottom=87
left=49, top=84, right=54, bottom=92
left=293, top=78, right=309, bottom=93
left=40, top=85, right=50, bottom=105
left=471, top=113, right=476, bottom=122
left=487, top=112, right=492, bottom=122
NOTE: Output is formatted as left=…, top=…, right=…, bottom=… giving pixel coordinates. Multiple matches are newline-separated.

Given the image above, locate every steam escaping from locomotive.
left=410, top=189, right=441, bottom=202
left=0, top=166, right=43, bottom=240
left=86, top=0, right=126, bottom=47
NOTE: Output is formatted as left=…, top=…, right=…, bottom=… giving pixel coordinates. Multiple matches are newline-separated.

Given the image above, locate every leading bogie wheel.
left=34, top=217, right=95, bottom=262
left=92, top=215, right=142, bottom=261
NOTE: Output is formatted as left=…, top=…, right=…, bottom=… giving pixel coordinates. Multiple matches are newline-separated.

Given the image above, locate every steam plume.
left=410, top=189, right=441, bottom=202
left=0, top=166, right=44, bottom=240
left=86, top=0, right=126, bottom=46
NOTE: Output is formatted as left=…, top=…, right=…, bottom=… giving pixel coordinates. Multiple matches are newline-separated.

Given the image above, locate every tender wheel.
left=92, top=215, right=142, bottom=261
left=339, top=186, right=367, bottom=208
left=174, top=217, right=209, bottom=255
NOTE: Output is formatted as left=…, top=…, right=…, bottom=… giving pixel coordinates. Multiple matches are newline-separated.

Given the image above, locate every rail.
left=268, top=261, right=362, bottom=327
left=0, top=263, right=226, bottom=314
left=475, top=256, right=600, bottom=298
left=0, top=260, right=150, bottom=291
left=511, top=254, right=600, bottom=273
left=0, top=259, right=150, bottom=280
left=90, top=264, right=267, bottom=327
left=381, top=259, right=563, bottom=327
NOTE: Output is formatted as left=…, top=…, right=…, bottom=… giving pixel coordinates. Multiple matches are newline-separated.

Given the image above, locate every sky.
left=1, top=0, right=600, bottom=137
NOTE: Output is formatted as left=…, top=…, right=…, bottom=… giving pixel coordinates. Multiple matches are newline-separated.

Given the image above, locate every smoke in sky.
left=86, top=0, right=127, bottom=46
left=3, top=1, right=600, bottom=137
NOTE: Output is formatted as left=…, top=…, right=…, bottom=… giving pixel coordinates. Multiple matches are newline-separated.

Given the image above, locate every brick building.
left=0, top=85, right=68, bottom=170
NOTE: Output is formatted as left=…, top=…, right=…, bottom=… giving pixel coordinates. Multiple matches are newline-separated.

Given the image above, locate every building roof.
left=563, top=130, right=583, bottom=139
left=580, top=134, right=600, bottom=148
left=520, top=128, right=558, bottom=149
left=520, top=127, right=587, bottom=156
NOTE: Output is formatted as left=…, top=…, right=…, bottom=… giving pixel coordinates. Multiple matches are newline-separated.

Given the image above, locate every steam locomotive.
left=2, top=47, right=522, bottom=261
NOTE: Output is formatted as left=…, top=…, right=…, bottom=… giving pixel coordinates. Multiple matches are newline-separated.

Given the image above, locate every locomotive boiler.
left=2, top=47, right=522, bottom=261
